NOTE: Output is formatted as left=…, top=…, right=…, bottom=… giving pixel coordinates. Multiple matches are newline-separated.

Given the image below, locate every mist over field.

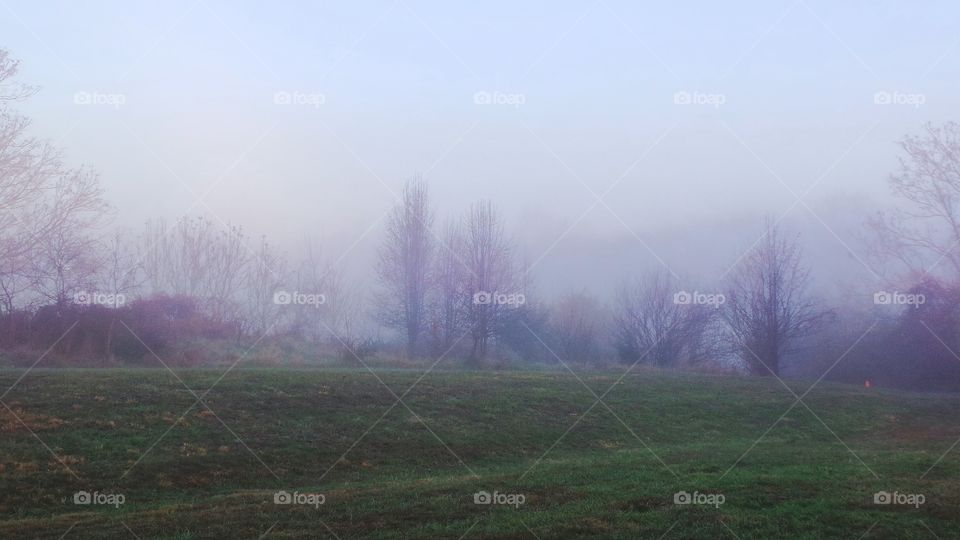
left=2, top=1, right=960, bottom=539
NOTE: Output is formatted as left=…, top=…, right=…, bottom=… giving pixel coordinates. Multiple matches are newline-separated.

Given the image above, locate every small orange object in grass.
left=864, top=379, right=872, bottom=388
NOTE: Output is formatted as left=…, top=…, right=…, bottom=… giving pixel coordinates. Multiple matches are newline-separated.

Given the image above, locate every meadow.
left=0, top=367, right=957, bottom=539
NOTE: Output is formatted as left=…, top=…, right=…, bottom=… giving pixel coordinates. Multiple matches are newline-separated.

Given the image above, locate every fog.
left=3, top=1, right=958, bottom=300
left=6, top=3, right=960, bottom=538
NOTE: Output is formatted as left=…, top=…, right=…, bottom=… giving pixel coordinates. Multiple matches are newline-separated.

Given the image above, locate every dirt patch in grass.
left=0, top=407, right=65, bottom=432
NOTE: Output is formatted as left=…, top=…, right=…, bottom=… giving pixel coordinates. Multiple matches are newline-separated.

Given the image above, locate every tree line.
left=373, top=177, right=829, bottom=376
left=3, top=48, right=960, bottom=390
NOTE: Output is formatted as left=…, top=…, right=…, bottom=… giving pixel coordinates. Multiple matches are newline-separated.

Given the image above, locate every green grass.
left=0, top=367, right=958, bottom=539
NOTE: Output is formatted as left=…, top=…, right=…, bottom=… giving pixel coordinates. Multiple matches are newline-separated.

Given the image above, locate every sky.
left=2, top=0, right=959, bottom=300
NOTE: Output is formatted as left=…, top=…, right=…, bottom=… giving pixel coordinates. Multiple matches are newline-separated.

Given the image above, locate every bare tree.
left=375, top=177, right=433, bottom=358
left=99, top=228, right=143, bottom=301
left=245, top=235, right=286, bottom=336
left=139, top=216, right=249, bottom=325
left=30, top=221, right=100, bottom=305
left=461, top=200, right=517, bottom=360
left=613, top=270, right=716, bottom=367
left=288, top=236, right=354, bottom=347
left=96, top=229, right=143, bottom=362
left=0, top=49, right=108, bottom=310
left=0, top=264, right=29, bottom=314
left=870, top=122, right=960, bottom=280
left=723, top=221, right=827, bottom=376
left=322, top=275, right=362, bottom=350
left=204, top=223, right=250, bottom=327
left=428, top=219, right=467, bottom=355
left=550, top=291, right=606, bottom=364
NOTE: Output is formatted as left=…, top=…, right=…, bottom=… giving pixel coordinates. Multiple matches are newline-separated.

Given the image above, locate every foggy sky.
left=2, top=0, right=958, bottom=300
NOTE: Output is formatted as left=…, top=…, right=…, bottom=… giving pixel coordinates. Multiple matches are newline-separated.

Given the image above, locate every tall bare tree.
left=723, top=221, right=827, bottom=376
left=291, top=236, right=348, bottom=344
left=461, top=200, right=517, bottom=360
left=375, top=177, right=434, bottom=358
left=97, top=229, right=143, bottom=362
left=871, top=122, right=960, bottom=280
left=0, top=49, right=108, bottom=311
left=428, top=219, right=466, bottom=355
left=99, top=228, right=143, bottom=301
left=245, top=235, right=286, bottom=336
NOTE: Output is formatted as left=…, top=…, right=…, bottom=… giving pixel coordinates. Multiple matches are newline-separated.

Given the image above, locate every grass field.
left=0, top=367, right=958, bottom=539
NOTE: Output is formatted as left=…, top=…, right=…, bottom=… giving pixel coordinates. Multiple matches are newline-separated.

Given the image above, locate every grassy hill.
left=0, top=367, right=958, bottom=539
